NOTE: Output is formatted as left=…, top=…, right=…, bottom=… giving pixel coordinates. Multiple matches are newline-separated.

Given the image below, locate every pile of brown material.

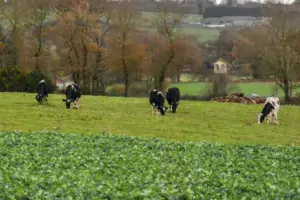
left=211, top=92, right=266, bottom=104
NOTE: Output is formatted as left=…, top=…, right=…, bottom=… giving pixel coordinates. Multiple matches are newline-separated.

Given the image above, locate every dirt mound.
left=211, top=92, right=265, bottom=104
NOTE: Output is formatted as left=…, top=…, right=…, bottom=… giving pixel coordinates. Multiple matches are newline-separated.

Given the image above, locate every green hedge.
left=0, top=67, right=56, bottom=93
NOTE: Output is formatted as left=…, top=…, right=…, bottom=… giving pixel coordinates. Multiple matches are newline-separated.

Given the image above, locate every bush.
left=0, top=66, right=26, bottom=92
left=25, top=71, right=57, bottom=93
left=106, top=84, right=125, bottom=97
left=128, top=82, right=148, bottom=97
left=201, top=75, right=240, bottom=99
left=181, top=94, right=211, bottom=101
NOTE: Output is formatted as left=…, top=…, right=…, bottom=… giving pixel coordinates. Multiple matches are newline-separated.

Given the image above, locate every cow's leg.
left=76, top=99, right=80, bottom=109
left=151, top=106, right=155, bottom=114
left=267, top=115, right=272, bottom=124
left=73, top=99, right=77, bottom=109
left=273, top=112, right=279, bottom=125
left=73, top=99, right=79, bottom=109
left=156, top=108, right=160, bottom=115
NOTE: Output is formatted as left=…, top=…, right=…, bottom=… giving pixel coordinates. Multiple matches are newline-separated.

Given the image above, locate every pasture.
left=0, top=93, right=299, bottom=145
left=0, top=132, right=298, bottom=199
left=171, top=82, right=300, bottom=97
left=140, top=12, right=220, bottom=42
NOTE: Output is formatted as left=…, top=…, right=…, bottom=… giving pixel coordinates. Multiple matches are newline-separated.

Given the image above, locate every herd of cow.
left=35, top=80, right=280, bottom=125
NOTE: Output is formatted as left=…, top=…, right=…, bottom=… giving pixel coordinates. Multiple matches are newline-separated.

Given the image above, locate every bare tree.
left=89, top=0, right=112, bottom=94
left=0, top=0, right=30, bottom=66
left=108, top=5, right=139, bottom=97
left=234, top=2, right=300, bottom=103
left=25, top=0, right=53, bottom=74
left=153, top=0, right=184, bottom=92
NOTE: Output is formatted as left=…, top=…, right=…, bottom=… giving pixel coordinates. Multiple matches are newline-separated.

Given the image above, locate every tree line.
left=0, top=0, right=204, bottom=96
left=0, top=0, right=300, bottom=103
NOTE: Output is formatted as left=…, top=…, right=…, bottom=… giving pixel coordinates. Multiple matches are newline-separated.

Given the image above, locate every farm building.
left=213, top=59, right=230, bottom=74
left=202, top=6, right=268, bottom=27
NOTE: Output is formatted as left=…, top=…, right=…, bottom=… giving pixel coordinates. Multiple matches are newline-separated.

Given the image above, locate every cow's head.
left=35, top=95, right=43, bottom=103
left=158, top=106, right=168, bottom=115
left=170, top=102, right=179, bottom=113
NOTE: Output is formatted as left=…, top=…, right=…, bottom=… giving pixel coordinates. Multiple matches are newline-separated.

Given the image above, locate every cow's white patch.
left=39, top=80, right=45, bottom=84
left=163, top=107, right=166, bottom=111
left=157, top=91, right=163, bottom=96
left=265, top=97, right=280, bottom=111
left=67, top=99, right=71, bottom=103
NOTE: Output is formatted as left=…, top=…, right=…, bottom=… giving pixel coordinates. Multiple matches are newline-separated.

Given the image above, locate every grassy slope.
left=0, top=93, right=299, bottom=145
left=171, top=82, right=300, bottom=97
left=140, top=12, right=220, bottom=42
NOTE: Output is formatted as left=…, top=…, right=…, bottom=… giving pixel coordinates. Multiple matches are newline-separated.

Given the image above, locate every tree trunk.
left=283, top=79, right=291, bottom=104
left=123, top=66, right=129, bottom=97
left=158, top=71, right=165, bottom=92
left=158, top=40, right=174, bottom=92
left=176, top=67, right=181, bottom=82
left=121, top=33, right=129, bottom=97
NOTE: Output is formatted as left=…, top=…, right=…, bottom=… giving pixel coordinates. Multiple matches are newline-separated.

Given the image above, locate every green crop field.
left=0, top=132, right=299, bottom=199
left=0, top=93, right=299, bottom=145
left=171, top=82, right=300, bottom=97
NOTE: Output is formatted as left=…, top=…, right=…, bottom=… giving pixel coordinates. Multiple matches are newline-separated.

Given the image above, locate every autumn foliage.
left=0, top=0, right=204, bottom=96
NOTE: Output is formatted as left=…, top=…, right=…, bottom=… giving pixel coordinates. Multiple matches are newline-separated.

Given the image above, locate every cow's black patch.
left=35, top=80, right=48, bottom=103
left=166, top=87, right=180, bottom=113
left=259, top=102, right=274, bottom=123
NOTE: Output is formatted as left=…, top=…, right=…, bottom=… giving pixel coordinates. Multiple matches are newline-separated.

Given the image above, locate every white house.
left=213, top=59, right=228, bottom=74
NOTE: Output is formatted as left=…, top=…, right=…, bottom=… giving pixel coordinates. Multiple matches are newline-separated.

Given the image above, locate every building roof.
left=203, top=6, right=265, bottom=18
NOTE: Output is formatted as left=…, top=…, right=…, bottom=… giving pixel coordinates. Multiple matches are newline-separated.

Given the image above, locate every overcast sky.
left=215, top=0, right=295, bottom=4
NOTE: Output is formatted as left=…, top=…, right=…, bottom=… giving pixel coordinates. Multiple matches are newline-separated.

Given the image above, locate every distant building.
left=213, top=59, right=230, bottom=74
left=202, top=6, right=267, bottom=27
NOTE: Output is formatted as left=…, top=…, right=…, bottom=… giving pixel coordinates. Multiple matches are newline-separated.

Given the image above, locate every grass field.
left=171, top=82, right=300, bottom=97
left=1, top=132, right=299, bottom=199
left=0, top=93, right=299, bottom=145
left=139, top=12, right=220, bottom=42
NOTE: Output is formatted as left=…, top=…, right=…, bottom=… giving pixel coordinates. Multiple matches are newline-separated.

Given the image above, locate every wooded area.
left=0, top=0, right=204, bottom=96
left=0, top=0, right=300, bottom=103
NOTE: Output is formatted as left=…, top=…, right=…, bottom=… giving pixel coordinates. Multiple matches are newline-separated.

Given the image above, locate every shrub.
left=25, top=71, right=57, bottom=93
left=201, top=75, right=240, bottom=99
left=0, top=66, right=26, bottom=92
left=106, top=84, right=125, bottom=97
left=181, top=94, right=211, bottom=101
left=128, top=82, right=148, bottom=97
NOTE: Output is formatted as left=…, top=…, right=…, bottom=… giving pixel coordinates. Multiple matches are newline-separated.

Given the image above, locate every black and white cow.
left=166, top=87, right=180, bottom=113
left=62, top=83, right=82, bottom=109
left=149, top=89, right=168, bottom=115
left=35, top=80, right=48, bottom=103
left=257, top=97, right=280, bottom=125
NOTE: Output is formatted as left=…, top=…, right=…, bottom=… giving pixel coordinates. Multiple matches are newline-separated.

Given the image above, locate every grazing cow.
left=35, top=80, right=48, bottom=103
left=149, top=89, right=168, bottom=115
left=257, top=97, right=280, bottom=125
left=62, top=83, right=82, bottom=109
left=166, top=87, right=180, bottom=113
